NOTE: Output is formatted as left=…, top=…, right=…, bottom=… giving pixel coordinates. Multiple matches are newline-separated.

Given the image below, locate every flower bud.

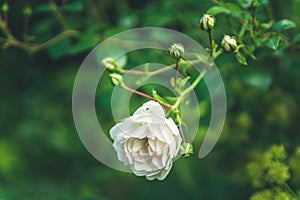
left=1, top=2, right=9, bottom=13
left=169, top=43, right=185, bottom=60
left=221, top=35, right=238, bottom=52
left=180, top=142, right=193, bottom=158
left=23, top=6, right=33, bottom=18
left=251, top=0, right=259, bottom=9
left=200, top=14, right=216, bottom=32
left=102, top=57, right=118, bottom=71
left=109, top=73, right=123, bottom=86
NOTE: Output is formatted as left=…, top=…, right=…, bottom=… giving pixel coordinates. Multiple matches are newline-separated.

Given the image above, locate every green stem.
left=175, top=61, right=179, bottom=87
left=120, top=59, right=200, bottom=76
left=238, top=23, right=247, bottom=38
left=49, top=0, right=68, bottom=30
left=251, top=10, right=256, bottom=36
left=10, top=30, right=78, bottom=52
left=212, top=49, right=223, bottom=60
left=171, top=68, right=208, bottom=111
left=0, top=15, right=14, bottom=40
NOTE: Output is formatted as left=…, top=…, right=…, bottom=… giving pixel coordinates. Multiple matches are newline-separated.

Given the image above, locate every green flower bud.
left=200, top=14, right=216, bottom=32
left=169, top=43, right=185, bottom=60
left=221, top=35, right=238, bottom=52
left=102, top=57, right=118, bottom=71
left=1, top=2, right=9, bottom=13
left=180, top=142, right=193, bottom=158
left=109, top=73, right=123, bottom=86
left=251, top=0, right=259, bottom=9
left=23, top=6, right=33, bottom=17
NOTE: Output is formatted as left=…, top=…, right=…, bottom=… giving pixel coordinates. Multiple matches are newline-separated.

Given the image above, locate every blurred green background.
left=0, top=0, right=300, bottom=199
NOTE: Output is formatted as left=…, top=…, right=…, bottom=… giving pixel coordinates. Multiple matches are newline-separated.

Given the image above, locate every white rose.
left=110, top=101, right=182, bottom=180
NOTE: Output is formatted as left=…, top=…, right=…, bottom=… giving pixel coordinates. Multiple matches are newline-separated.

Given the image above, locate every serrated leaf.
left=206, top=6, right=230, bottom=15
left=226, top=2, right=242, bottom=17
left=264, top=35, right=281, bottom=50
left=235, top=52, right=248, bottom=65
left=271, top=19, right=296, bottom=32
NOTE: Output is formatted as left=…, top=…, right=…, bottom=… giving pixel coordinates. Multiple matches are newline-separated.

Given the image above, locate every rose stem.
left=122, top=85, right=155, bottom=100
left=121, top=85, right=172, bottom=109
left=176, top=114, right=186, bottom=142
left=179, top=124, right=186, bottom=142
left=119, top=59, right=200, bottom=76
left=174, top=61, right=179, bottom=87
left=208, top=31, right=213, bottom=57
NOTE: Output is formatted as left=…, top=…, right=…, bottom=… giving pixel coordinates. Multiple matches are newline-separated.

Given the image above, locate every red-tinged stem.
left=120, top=69, right=145, bottom=75
left=122, top=85, right=172, bottom=109
left=176, top=114, right=186, bottom=142
left=208, top=31, right=213, bottom=57
left=123, top=85, right=155, bottom=101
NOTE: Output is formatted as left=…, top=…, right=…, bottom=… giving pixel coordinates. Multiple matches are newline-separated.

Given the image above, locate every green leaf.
left=258, top=0, right=269, bottom=7
left=226, top=2, right=242, bottom=17
left=47, top=38, right=71, bottom=59
left=67, top=28, right=100, bottom=55
left=35, top=3, right=52, bottom=13
left=206, top=6, right=230, bottom=15
left=264, top=35, right=281, bottom=50
left=243, top=46, right=257, bottom=60
left=292, top=33, right=300, bottom=43
left=240, top=68, right=272, bottom=91
left=237, top=0, right=253, bottom=8
left=63, top=0, right=84, bottom=13
left=235, top=52, right=248, bottom=65
left=271, top=19, right=296, bottom=31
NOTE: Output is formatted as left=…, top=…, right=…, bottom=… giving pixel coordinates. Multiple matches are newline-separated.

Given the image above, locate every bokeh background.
left=0, top=0, right=300, bottom=199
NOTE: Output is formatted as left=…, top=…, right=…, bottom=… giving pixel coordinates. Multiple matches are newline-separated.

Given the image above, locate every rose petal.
left=133, top=101, right=165, bottom=118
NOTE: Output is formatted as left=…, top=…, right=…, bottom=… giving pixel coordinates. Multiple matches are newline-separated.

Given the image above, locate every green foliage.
left=247, top=145, right=299, bottom=199
left=0, top=0, right=299, bottom=199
